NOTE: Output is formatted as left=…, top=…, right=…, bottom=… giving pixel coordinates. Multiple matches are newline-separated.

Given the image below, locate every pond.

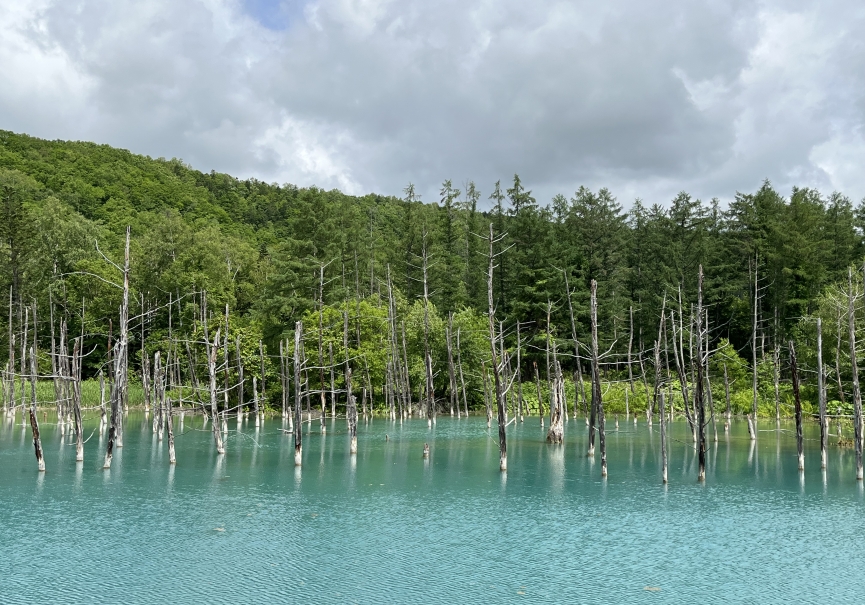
left=1, top=411, right=864, bottom=603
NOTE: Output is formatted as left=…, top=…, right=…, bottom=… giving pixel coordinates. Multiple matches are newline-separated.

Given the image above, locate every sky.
left=2, top=0, right=864, bottom=209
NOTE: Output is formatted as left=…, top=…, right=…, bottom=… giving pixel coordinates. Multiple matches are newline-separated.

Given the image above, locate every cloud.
left=1, top=0, right=864, bottom=207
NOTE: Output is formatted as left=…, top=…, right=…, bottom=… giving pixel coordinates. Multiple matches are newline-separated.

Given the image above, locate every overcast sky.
left=2, top=0, right=864, bottom=208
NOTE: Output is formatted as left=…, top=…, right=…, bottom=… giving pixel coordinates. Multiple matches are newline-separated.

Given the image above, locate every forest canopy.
left=2, top=129, right=864, bottom=411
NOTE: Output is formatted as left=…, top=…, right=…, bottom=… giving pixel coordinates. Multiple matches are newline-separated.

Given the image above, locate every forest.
left=2, top=127, right=865, bottom=432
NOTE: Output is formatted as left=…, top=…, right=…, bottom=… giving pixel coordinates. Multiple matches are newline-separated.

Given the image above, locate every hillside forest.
left=3, top=129, right=865, bottom=420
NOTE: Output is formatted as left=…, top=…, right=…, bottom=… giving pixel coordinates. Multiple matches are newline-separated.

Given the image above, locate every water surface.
left=1, top=412, right=863, bottom=603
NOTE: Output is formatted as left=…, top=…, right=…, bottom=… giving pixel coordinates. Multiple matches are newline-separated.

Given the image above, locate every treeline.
left=2, top=129, right=865, bottom=414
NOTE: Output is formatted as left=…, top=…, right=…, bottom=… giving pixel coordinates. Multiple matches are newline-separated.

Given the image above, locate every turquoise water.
left=2, top=411, right=864, bottom=603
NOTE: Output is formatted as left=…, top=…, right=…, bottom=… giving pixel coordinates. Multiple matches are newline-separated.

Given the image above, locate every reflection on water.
left=2, top=413, right=865, bottom=603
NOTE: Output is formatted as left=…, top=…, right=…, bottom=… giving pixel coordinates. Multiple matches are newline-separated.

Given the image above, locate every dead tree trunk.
left=628, top=305, right=635, bottom=394
left=318, top=265, right=327, bottom=432
left=516, top=321, right=523, bottom=421
left=695, top=266, right=707, bottom=481
left=253, top=376, right=260, bottom=428
left=457, top=327, right=468, bottom=417
left=671, top=310, right=696, bottom=440
left=156, top=352, right=176, bottom=464
left=447, top=314, right=456, bottom=417
left=422, top=234, right=435, bottom=427
left=660, top=391, right=667, bottom=483
left=279, top=339, right=286, bottom=419
left=836, top=312, right=846, bottom=404
left=563, top=270, right=587, bottom=419
left=72, top=339, right=83, bottom=461
left=208, top=329, right=225, bottom=454
left=848, top=268, right=863, bottom=480
left=294, top=322, right=303, bottom=466
left=534, top=361, right=544, bottom=427
left=589, top=280, right=606, bottom=475
left=547, top=349, right=564, bottom=444
left=104, top=228, right=130, bottom=469
left=255, top=339, right=264, bottom=409
left=99, top=369, right=106, bottom=427
left=401, top=322, right=412, bottom=417
left=817, top=317, right=827, bottom=469
left=487, top=223, right=507, bottom=471
left=723, top=363, right=730, bottom=432
left=329, top=342, right=336, bottom=418
left=789, top=340, right=804, bottom=471
left=773, top=343, right=780, bottom=425
left=28, top=346, right=44, bottom=472
left=751, top=258, right=759, bottom=439
left=236, top=335, right=245, bottom=422
left=347, top=368, right=357, bottom=454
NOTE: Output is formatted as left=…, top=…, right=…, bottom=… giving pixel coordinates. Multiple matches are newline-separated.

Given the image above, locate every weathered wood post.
left=789, top=340, right=804, bottom=471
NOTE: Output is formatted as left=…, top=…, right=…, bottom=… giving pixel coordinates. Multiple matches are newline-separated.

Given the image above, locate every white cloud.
left=1, top=0, right=864, bottom=206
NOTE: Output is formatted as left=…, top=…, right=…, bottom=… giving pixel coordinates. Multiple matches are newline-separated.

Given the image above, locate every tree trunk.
left=447, top=314, right=456, bottom=417
left=294, top=322, right=303, bottom=466
left=208, top=329, right=225, bottom=454
left=723, top=363, right=730, bottom=432
left=817, top=317, right=827, bottom=469
left=318, top=265, right=327, bottom=432
left=329, top=342, right=336, bottom=418
left=751, top=258, right=759, bottom=438
left=347, top=368, right=357, bottom=454
left=773, top=344, right=780, bottom=425
left=546, top=355, right=563, bottom=444
left=789, top=340, right=804, bottom=471
left=848, top=268, right=863, bottom=480
left=481, top=361, right=490, bottom=427
left=563, top=270, right=587, bottom=419
left=655, top=389, right=666, bottom=487
left=28, top=345, right=44, bottom=472
left=103, top=227, right=130, bottom=469
left=589, top=281, right=606, bottom=475
left=695, top=267, right=706, bottom=481
left=422, top=235, right=435, bottom=427
left=487, top=223, right=507, bottom=471
left=533, top=362, right=544, bottom=427
left=237, top=335, right=245, bottom=423
left=279, top=339, right=286, bottom=419
left=71, top=339, right=84, bottom=461
left=457, top=327, right=468, bottom=418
